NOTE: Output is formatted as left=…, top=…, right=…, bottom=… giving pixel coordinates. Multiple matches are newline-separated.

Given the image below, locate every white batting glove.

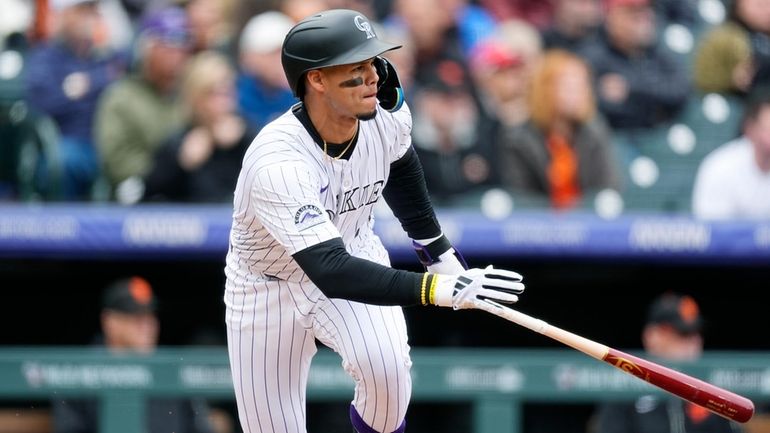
left=432, top=265, right=525, bottom=310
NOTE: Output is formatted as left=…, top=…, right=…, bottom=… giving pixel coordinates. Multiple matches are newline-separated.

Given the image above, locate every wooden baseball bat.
left=474, top=300, right=755, bottom=423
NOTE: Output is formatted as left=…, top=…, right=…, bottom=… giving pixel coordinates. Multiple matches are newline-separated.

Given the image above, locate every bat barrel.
left=475, top=300, right=755, bottom=423
left=604, top=349, right=755, bottom=423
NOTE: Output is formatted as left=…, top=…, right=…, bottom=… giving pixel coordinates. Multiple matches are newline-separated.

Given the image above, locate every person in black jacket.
left=594, top=293, right=743, bottom=433
left=578, top=0, right=690, bottom=130
left=142, top=50, right=252, bottom=203
left=51, top=277, right=218, bottom=433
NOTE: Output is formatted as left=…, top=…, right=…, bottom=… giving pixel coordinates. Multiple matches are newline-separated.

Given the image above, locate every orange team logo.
left=129, top=277, right=153, bottom=305
left=679, top=296, right=699, bottom=325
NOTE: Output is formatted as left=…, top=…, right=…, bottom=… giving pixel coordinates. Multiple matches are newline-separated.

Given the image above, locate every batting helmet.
left=281, top=9, right=401, bottom=97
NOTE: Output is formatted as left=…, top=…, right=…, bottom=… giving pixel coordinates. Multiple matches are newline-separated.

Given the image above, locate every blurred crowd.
left=1, top=0, right=769, bottom=219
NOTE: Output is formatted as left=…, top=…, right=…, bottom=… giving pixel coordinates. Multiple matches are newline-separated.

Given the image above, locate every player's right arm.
left=382, top=146, right=468, bottom=275
left=379, top=102, right=469, bottom=275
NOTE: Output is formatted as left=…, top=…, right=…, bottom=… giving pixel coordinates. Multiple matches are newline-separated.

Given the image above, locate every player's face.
left=321, top=58, right=380, bottom=120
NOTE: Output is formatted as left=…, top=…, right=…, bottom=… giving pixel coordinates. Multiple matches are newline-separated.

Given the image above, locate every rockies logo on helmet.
left=354, top=15, right=375, bottom=39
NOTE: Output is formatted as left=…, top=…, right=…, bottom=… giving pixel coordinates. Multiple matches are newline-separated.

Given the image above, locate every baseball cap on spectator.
left=138, top=7, right=191, bottom=47
left=470, top=40, right=524, bottom=72
left=240, top=11, right=294, bottom=54
left=102, top=276, right=158, bottom=314
left=51, top=0, right=97, bottom=11
left=417, top=58, right=470, bottom=94
left=646, top=293, right=703, bottom=334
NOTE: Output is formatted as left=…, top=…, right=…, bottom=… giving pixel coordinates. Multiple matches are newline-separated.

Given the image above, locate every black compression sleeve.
left=292, top=238, right=425, bottom=306
left=382, top=147, right=442, bottom=240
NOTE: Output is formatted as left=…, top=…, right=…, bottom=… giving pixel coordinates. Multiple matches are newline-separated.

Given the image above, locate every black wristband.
left=412, top=235, right=453, bottom=267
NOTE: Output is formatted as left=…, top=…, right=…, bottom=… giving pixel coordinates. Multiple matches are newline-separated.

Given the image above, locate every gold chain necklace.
left=323, top=130, right=356, bottom=160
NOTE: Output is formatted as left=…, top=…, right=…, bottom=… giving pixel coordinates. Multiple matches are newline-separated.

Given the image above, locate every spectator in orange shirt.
left=497, top=49, right=620, bottom=209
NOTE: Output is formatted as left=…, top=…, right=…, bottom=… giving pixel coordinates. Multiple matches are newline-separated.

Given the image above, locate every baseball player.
left=224, top=9, right=525, bottom=433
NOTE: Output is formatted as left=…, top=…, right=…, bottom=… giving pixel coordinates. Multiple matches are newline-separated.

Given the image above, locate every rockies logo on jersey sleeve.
left=294, top=204, right=325, bottom=231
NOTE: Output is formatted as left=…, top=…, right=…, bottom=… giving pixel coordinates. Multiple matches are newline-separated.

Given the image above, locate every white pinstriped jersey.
left=224, top=102, right=412, bottom=286
left=224, top=102, right=415, bottom=433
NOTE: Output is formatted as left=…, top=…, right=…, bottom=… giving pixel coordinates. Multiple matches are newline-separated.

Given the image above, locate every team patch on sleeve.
left=294, top=204, right=326, bottom=231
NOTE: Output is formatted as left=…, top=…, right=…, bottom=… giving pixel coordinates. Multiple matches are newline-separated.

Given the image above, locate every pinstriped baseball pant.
left=225, top=279, right=412, bottom=433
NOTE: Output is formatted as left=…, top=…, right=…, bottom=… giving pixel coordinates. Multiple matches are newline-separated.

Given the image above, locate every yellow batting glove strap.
left=428, top=274, right=438, bottom=305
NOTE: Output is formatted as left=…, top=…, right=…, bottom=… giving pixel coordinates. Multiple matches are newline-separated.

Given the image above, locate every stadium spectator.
left=470, top=38, right=531, bottom=155
left=388, top=0, right=496, bottom=60
left=579, top=0, right=690, bottom=130
left=94, top=6, right=191, bottom=204
left=183, top=0, right=237, bottom=57
left=541, top=0, right=602, bottom=53
left=594, top=292, right=744, bottom=433
left=479, top=0, right=555, bottom=30
left=691, top=91, right=770, bottom=220
left=24, top=0, right=128, bottom=200
left=388, top=0, right=466, bottom=80
left=693, top=0, right=770, bottom=96
left=442, top=0, right=500, bottom=56
left=497, top=49, right=620, bottom=209
left=143, top=51, right=252, bottom=202
left=497, top=18, right=545, bottom=97
left=51, top=276, right=219, bottom=433
left=410, top=57, right=493, bottom=205
left=235, top=10, right=296, bottom=132
left=468, top=25, right=543, bottom=208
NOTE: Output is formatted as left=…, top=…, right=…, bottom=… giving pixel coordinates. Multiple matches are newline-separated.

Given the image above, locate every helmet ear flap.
left=375, top=56, right=405, bottom=112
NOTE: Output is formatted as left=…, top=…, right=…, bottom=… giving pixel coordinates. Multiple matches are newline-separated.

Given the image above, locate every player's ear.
left=306, top=70, right=325, bottom=94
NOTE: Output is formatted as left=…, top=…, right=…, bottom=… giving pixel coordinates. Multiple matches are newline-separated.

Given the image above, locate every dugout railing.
left=0, top=348, right=767, bottom=433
